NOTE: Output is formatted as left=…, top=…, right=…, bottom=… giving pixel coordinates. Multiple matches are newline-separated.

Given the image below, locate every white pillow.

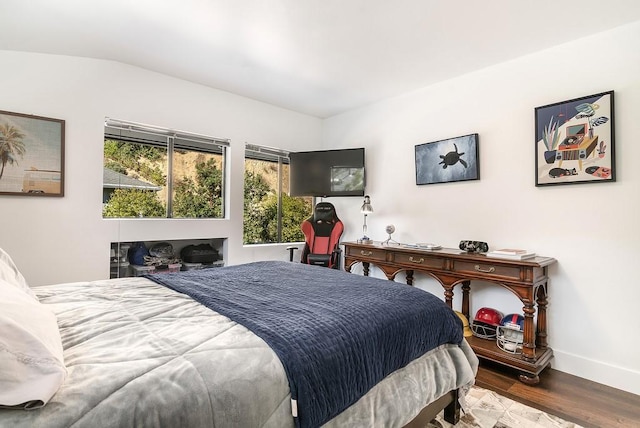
left=0, top=279, right=66, bottom=409
left=0, top=247, right=37, bottom=301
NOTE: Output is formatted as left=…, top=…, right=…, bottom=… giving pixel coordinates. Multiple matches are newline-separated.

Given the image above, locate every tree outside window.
left=103, top=120, right=227, bottom=219
left=244, top=146, right=312, bottom=244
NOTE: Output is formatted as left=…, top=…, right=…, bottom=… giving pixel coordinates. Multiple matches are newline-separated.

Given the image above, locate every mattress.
left=0, top=272, right=478, bottom=427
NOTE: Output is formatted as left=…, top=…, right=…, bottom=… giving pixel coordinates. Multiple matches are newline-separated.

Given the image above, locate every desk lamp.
left=358, top=195, right=373, bottom=244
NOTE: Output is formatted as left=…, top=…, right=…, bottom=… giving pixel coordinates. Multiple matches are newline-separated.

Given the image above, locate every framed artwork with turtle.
left=535, top=90, right=615, bottom=186
left=415, top=133, right=479, bottom=185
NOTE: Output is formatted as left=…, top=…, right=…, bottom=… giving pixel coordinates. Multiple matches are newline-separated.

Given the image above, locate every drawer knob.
left=474, top=264, right=495, bottom=273
left=360, top=250, right=373, bottom=256
left=409, top=256, right=424, bottom=264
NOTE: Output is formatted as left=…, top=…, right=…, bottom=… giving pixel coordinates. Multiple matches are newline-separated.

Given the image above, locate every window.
left=244, top=144, right=313, bottom=244
left=103, top=118, right=228, bottom=219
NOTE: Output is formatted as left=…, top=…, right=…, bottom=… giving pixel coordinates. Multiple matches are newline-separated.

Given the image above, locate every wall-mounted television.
left=290, top=148, right=365, bottom=197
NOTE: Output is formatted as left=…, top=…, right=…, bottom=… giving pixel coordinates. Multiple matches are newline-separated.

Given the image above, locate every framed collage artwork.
left=535, top=91, right=615, bottom=186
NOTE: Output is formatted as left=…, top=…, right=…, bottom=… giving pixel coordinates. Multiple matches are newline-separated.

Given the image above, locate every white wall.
left=0, top=51, right=322, bottom=284
left=322, top=21, right=640, bottom=394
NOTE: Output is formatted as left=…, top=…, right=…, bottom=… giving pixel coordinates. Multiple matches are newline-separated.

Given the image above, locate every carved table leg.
left=461, top=281, right=470, bottom=320
left=522, top=302, right=537, bottom=362
left=344, top=260, right=352, bottom=273
left=443, top=286, right=454, bottom=309
left=536, top=282, right=549, bottom=349
left=406, top=270, right=414, bottom=286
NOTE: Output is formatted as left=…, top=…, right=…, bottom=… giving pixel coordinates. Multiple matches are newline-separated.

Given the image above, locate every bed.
left=0, top=250, right=478, bottom=428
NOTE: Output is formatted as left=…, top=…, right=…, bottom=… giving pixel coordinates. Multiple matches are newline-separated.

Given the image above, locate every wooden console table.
left=342, top=241, right=557, bottom=384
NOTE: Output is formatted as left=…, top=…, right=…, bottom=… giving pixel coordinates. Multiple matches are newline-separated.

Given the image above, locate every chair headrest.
left=313, top=202, right=338, bottom=223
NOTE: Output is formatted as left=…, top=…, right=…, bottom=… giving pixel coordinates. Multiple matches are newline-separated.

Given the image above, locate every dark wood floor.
left=475, top=360, right=640, bottom=427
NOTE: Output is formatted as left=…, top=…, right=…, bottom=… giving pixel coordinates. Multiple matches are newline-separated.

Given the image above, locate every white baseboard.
left=552, top=349, right=640, bottom=396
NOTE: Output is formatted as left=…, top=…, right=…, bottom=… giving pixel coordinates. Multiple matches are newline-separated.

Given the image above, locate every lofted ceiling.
left=2, top=1, right=640, bottom=118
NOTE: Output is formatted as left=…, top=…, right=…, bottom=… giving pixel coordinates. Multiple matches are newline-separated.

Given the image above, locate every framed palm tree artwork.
left=0, top=110, right=65, bottom=196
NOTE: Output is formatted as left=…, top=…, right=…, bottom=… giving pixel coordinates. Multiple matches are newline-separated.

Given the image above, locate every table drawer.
left=346, top=246, right=387, bottom=262
left=453, top=260, right=521, bottom=281
left=393, top=252, right=445, bottom=269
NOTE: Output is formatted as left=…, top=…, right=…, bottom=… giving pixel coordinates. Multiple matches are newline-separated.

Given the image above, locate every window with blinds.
left=103, top=118, right=228, bottom=219
left=243, top=144, right=313, bottom=245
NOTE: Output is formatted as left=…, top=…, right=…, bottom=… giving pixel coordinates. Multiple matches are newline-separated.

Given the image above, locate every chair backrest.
left=300, top=202, right=344, bottom=268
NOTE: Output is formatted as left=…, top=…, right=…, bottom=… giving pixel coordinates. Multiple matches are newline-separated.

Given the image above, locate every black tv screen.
left=290, top=148, right=365, bottom=197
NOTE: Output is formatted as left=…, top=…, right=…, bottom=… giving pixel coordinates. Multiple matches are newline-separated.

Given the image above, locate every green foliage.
left=104, top=139, right=164, bottom=163
left=0, top=123, right=27, bottom=180
left=265, top=193, right=312, bottom=242
left=138, top=163, right=166, bottom=186
left=103, top=138, right=309, bottom=242
left=102, top=189, right=166, bottom=217
left=104, top=160, right=127, bottom=175
left=103, top=139, right=166, bottom=186
left=262, top=193, right=310, bottom=243
left=283, top=196, right=312, bottom=242
left=242, top=168, right=311, bottom=244
left=243, top=170, right=272, bottom=244
left=173, top=158, right=223, bottom=218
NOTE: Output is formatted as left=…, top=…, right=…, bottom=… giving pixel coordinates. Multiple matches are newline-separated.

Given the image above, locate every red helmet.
left=471, top=307, right=504, bottom=339
left=474, top=307, right=503, bottom=326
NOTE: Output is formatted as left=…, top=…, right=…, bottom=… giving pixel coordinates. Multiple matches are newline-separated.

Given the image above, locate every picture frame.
left=0, top=110, right=65, bottom=197
left=535, top=90, right=615, bottom=186
left=415, top=133, right=479, bottom=185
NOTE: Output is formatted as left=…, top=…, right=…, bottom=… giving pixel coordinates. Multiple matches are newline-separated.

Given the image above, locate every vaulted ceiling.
left=2, top=1, right=640, bottom=117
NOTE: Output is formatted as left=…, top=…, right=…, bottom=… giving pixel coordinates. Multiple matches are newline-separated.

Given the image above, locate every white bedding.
left=0, top=276, right=477, bottom=427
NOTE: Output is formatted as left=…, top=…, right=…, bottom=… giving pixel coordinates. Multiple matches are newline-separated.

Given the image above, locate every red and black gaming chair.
left=300, top=202, right=344, bottom=268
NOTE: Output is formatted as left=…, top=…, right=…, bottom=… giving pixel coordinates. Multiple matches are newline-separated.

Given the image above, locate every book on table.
left=401, top=243, right=442, bottom=250
left=486, top=249, right=536, bottom=260
left=491, top=248, right=529, bottom=255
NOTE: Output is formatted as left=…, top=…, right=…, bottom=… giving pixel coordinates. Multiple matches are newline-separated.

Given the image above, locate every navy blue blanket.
left=146, top=261, right=463, bottom=428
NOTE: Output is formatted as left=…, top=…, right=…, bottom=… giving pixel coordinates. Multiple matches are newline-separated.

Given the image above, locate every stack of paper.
left=416, top=243, right=442, bottom=250
left=485, top=248, right=536, bottom=260
left=401, top=243, right=442, bottom=250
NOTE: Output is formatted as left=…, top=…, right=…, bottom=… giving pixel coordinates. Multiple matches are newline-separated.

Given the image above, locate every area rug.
left=428, top=386, right=583, bottom=428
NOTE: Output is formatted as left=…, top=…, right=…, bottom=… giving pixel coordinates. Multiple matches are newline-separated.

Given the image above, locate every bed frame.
left=404, top=388, right=460, bottom=427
